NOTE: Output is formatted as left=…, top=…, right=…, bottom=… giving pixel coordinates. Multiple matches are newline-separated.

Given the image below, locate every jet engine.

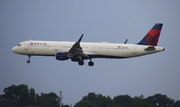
left=55, top=52, right=69, bottom=60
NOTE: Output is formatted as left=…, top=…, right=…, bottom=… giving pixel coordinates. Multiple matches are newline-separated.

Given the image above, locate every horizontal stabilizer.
left=144, top=46, right=156, bottom=51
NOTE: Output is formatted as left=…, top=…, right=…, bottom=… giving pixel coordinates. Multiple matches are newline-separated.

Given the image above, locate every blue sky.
left=1, top=0, right=180, bottom=106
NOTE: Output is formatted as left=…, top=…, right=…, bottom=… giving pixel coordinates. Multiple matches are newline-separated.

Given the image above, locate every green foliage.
left=173, top=100, right=180, bottom=107
left=146, top=94, right=175, bottom=106
left=0, top=84, right=31, bottom=107
left=0, top=84, right=180, bottom=107
left=113, top=94, right=133, bottom=107
left=74, top=92, right=112, bottom=107
left=0, top=102, right=17, bottom=107
left=36, top=92, right=59, bottom=107
left=0, top=84, right=60, bottom=107
left=74, top=93, right=180, bottom=107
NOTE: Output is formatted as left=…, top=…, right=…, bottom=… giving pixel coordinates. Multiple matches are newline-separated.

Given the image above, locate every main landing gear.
left=78, top=59, right=94, bottom=66
left=88, top=59, right=94, bottom=66
left=78, top=61, right=84, bottom=65
left=26, top=55, right=31, bottom=63
left=88, top=61, right=94, bottom=66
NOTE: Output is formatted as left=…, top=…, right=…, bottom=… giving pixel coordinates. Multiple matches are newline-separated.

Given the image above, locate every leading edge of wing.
left=68, top=34, right=84, bottom=54
left=68, top=34, right=89, bottom=58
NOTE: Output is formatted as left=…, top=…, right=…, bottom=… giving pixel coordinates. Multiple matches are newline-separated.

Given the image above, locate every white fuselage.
left=12, top=23, right=164, bottom=66
left=12, top=40, right=164, bottom=59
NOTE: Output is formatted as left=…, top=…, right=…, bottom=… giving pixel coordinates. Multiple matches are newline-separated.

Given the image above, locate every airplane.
left=12, top=23, right=165, bottom=66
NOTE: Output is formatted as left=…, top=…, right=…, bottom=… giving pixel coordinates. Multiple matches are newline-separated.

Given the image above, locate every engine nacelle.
left=55, top=52, right=69, bottom=60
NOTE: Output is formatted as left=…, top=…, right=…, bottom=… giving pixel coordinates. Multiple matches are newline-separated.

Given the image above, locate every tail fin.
left=138, top=23, right=163, bottom=46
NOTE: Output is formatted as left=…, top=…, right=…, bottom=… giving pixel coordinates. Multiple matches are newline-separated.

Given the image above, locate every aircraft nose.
left=12, top=46, right=17, bottom=53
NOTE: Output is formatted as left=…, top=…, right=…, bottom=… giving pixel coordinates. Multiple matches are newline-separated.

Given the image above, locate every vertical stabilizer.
left=138, top=23, right=163, bottom=46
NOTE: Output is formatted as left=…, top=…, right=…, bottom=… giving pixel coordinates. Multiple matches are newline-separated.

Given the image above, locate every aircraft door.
left=24, top=42, right=30, bottom=50
left=23, top=42, right=32, bottom=54
left=54, top=43, right=58, bottom=51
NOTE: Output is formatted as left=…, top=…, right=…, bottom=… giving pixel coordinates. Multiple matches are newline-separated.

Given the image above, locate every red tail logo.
left=138, top=23, right=163, bottom=46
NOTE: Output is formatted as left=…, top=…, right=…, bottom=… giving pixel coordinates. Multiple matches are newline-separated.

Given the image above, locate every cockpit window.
left=17, top=44, right=21, bottom=46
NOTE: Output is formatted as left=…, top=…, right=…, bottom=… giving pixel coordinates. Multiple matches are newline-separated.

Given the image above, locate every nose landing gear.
left=26, top=55, right=31, bottom=63
left=88, top=61, right=94, bottom=66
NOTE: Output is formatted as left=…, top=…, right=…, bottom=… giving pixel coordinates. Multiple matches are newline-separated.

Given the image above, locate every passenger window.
left=17, top=44, right=21, bottom=46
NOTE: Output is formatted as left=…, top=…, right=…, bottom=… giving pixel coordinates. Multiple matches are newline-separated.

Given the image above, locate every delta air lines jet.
left=12, top=23, right=165, bottom=66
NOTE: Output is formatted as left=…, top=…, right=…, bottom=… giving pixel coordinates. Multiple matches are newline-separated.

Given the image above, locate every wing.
left=68, top=34, right=89, bottom=59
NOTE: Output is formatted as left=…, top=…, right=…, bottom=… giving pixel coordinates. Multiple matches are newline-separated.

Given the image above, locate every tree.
left=0, top=84, right=31, bottom=107
left=173, top=100, right=180, bottom=107
left=0, top=84, right=61, bottom=107
left=0, top=102, right=17, bottom=107
left=113, top=94, right=133, bottom=107
left=28, top=88, right=36, bottom=106
left=74, top=92, right=112, bottom=107
left=74, top=101, right=98, bottom=107
left=146, top=94, right=174, bottom=106
left=36, top=92, right=59, bottom=107
left=1, top=84, right=180, bottom=107
left=133, top=95, right=153, bottom=107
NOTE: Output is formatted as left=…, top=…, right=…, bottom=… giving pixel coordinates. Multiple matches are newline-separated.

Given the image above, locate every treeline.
left=0, top=84, right=180, bottom=107
left=75, top=93, right=180, bottom=107
left=0, top=84, right=69, bottom=107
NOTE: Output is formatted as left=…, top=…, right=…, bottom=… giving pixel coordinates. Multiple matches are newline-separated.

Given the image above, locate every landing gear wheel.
left=78, top=61, right=84, bottom=66
left=88, top=61, right=94, bottom=66
left=26, top=60, right=30, bottom=63
left=26, top=55, right=31, bottom=64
